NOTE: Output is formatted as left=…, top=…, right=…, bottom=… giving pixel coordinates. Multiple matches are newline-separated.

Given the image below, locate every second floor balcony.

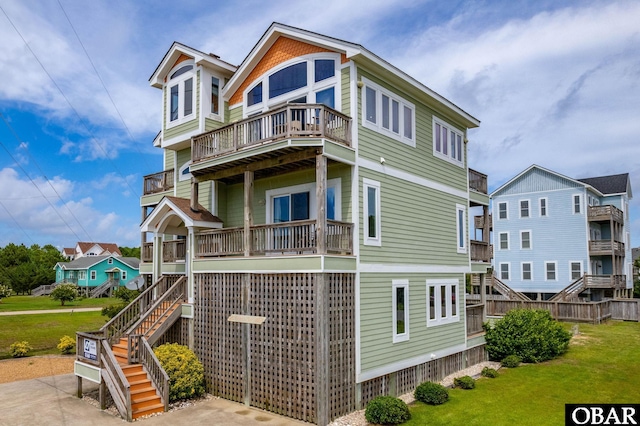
left=588, top=205, right=624, bottom=224
left=588, top=239, right=625, bottom=257
left=143, top=169, right=175, bottom=196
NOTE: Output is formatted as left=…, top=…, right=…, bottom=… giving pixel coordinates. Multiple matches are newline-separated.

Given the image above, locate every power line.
left=0, top=199, right=36, bottom=246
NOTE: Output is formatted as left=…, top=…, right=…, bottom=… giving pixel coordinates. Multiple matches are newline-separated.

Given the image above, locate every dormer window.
left=244, top=55, right=340, bottom=116
left=166, top=62, right=195, bottom=127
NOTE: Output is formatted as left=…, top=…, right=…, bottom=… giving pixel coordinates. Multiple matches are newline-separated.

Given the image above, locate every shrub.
left=50, top=283, right=78, bottom=306
left=113, top=287, right=139, bottom=303
left=364, top=396, right=411, bottom=425
left=10, top=341, right=32, bottom=358
left=454, top=375, right=476, bottom=389
left=0, top=284, right=11, bottom=299
left=57, top=335, right=76, bottom=355
left=501, top=355, right=521, bottom=368
left=414, top=381, right=449, bottom=405
left=483, top=309, right=572, bottom=363
left=481, top=367, right=499, bottom=378
left=153, top=343, right=205, bottom=401
left=101, top=303, right=127, bottom=319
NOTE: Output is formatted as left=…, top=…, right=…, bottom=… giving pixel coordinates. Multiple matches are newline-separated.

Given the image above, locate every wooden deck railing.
left=191, top=104, right=351, bottom=163
left=141, top=242, right=153, bottom=262
left=162, top=239, right=186, bottom=262
left=470, top=240, right=491, bottom=262
left=474, top=214, right=492, bottom=230
left=143, top=169, right=174, bottom=195
left=485, top=299, right=612, bottom=324
left=466, top=304, right=484, bottom=336
left=195, top=220, right=354, bottom=257
left=588, top=240, right=625, bottom=254
left=468, top=168, right=488, bottom=194
left=588, top=205, right=624, bottom=223
left=584, top=274, right=626, bottom=289
left=138, top=337, right=170, bottom=411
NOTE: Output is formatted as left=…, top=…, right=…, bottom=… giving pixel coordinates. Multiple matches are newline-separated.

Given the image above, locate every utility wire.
left=0, top=199, right=36, bottom=245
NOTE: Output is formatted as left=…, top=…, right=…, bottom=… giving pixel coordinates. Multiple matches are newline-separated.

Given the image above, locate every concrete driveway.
left=0, top=373, right=307, bottom=425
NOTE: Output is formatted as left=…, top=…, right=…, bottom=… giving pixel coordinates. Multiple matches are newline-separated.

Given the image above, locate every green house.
left=54, top=255, right=140, bottom=297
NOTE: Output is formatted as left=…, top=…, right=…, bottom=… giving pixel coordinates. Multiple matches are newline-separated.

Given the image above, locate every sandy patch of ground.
left=0, top=355, right=74, bottom=384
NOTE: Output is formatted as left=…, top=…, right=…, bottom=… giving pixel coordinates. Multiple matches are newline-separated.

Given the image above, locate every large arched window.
left=166, top=61, right=196, bottom=127
left=244, top=54, right=340, bottom=116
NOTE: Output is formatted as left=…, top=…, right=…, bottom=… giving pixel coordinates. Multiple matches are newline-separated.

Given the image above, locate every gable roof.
left=76, top=242, right=122, bottom=256
left=55, top=255, right=139, bottom=271
left=223, top=22, right=479, bottom=129
left=578, top=173, right=631, bottom=197
left=141, top=196, right=223, bottom=233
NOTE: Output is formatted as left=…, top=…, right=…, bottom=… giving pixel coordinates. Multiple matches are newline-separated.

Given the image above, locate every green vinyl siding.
left=175, top=148, right=191, bottom=199
left=359, top=169, right=468, bottom=266
left=356, top=69, right=467, bottom=193
left=164, top=150, right=175, bottom=171
left=359, top=272, right=466, bottom=373
left=341, top=66, right=350, bottom=116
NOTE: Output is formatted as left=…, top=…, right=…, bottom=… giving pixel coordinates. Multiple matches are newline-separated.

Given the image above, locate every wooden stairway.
left=112, top=339, right=165, bottom=419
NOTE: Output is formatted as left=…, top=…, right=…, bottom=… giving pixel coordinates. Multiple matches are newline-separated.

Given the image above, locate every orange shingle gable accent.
left=164, top=53, right=193, bottom=83
left=229, top=37, right=348, bottom=106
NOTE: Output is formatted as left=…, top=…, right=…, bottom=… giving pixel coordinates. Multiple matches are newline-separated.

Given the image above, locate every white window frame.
left=201, top=69, right=224, bottom=121
left=498, top=201, right=508, bottom=220
left=121, top=271, right=127, bottom=281
left=78, top=271, right=86, bottom=280
left=363, top=178, right=381, bottom=246
left=90, top=270, right=96, bottom=280
left=456, top=204, right=467, bottom=254
left=545, top=261, right=557, bottom=281
left=520, top=230, right=532, bottom=250
left=392, top=279, right=409, bottom=343
left=570, top=261, right=583, bottom=281
left=265, top=179, right=342, bottom=223
left=499, top=262, right=510, bottom=280
left=179, top=161, right=193, bottom=182
left=499, top=232, right=510, bottom=250
left=519, top=199, right=530, bottom=218
left=362, top=77, right=416, bottom=147
left=426, top=279, right=460, bottom=327
left=521, top=262, right=533, bottom=281
left=573, top=194, right=582, bottom=214
left=539, top=197, right=548, bottom=217
left=243, top=54, right=341, bottom=117
left=165, top=61, right=196, bottom=128
left=107, top=258, right=113, bottom=264
left=432, top=116, right=464, bottom=166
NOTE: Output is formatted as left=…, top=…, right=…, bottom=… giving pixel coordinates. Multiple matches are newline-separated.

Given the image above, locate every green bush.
left=501, top=355, right=521, bottom=368
left=101, top=303, right=127, bottom=319
left=414, top=381, right=449, bottom=405
left=57, top=335, right=76, bottom=355
left=483, top=309, right=572, bottom=363
left=364, top=396, right=411, bottom=425
left=153, top=343, right=205, bottom=402
left=481, top=367, right=499, bottom=378
left=454, top=375, right=476, bottom=389
left=0, top=284, right=11, bottom=299
left=9, top=341, right=32, bottom=358
left=50, top=283, right=78, bottom=306
left=113, top=287, right=139, bottom=303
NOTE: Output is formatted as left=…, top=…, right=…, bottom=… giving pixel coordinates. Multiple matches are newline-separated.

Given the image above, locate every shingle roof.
left=56, top=255, right=139, bottom=270
left=165, top=196, right=223, bottom=223
left=578, top=173, right=629, bottom=195
left=76, top=242, right=122, bottom=256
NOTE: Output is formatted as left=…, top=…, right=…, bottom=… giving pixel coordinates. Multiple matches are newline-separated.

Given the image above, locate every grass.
left=405, top=321, right=640, bottom=426
left=0, top=311, right=108, bottom=359
left=0, top=295, right=119, bottom=312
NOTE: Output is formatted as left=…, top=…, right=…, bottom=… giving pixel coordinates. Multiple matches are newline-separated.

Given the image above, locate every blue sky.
left=0, top=0, right=638, bottom=250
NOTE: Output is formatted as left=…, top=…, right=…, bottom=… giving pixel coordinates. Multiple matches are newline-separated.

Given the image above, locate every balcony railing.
left=196, top=219, right=353, bottom=257
left=142, top=242, right=153, bottom=262
left=584, top=274, right=626, bottom=289
left=466, top=304, right=485, bottom=336
left=588, top=205, right=624, bottom=223
left=162, top=240, right=186, bottom=262
left=589, top=240, right=625, bottom=255
left=143, top=169, right=175, bottom=195
left=191, top=104, right=351, bottom=163
left=468, top=168, right=488, bottom=194
left=474, top=214, right=492, bottom=230
left=470, top=240, right=491, bottom=262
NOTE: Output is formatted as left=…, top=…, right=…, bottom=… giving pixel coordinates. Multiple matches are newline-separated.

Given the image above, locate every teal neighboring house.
left=54, top=255, right=140, bottom=297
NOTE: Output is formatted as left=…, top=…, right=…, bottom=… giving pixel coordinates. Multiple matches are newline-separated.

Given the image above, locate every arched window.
left=167, top=62, right=195, bottom=127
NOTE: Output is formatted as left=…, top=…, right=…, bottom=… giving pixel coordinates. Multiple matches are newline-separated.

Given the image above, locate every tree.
left=119, top=246, right=140, bottom=258
left=634, top=257, right=640, bottom=299
left=50, top=283, right=78, bottom=306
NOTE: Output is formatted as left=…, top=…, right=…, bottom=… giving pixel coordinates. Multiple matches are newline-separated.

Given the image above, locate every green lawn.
left=405, top=321, right=640, bottom=426
left=0, top=295, right=119, bottom=312
left=0, top=311, right=108, bottom=358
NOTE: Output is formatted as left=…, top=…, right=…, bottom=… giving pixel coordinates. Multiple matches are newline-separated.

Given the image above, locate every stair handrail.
left=137, top=336, right=170, bottom=412
left=549, top=276, right=585, bottom=302
left=491, top=276, right=530, bottom=301
left=90, top=278, right=116, bottom=298
left=100, top=339, right=132, bottom=421
left=100, top=275, right=178, bottom=344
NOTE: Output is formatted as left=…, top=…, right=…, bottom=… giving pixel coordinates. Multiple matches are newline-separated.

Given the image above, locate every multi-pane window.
left=546, top=262, right=557, bottom=280
left=498, top=202, right=508, bottom=219
left=522, top=262, right=532, bottom=281
left=211, top=77, right=220, bottom=115
left=266, top=180, right=341, bottom=223
left=520, top=200, right=530, bottom=218
left=500, top=263, right=510, bottom=280
left=363, top=78, right=415, bottom=146
left=456, top=204, right=466, bottom=253
left=426, top=279, right=459, bottom=326
left=269, top=62, right=307, bottom=99
left=392, top=280, right=409, bottom=343
left=433, top=117, right=463, bottom=165
left=573, top=195, right=582, bottom=214
left=247, top=82, right=263, bottom=106
left=363, top=179, right=381, bottom=246
left=167, top=63, right=195, bottom=126
left=499, top=232, right=509, bottom=250
left=520, top=230, right=531, bottom=249
left=122, top=271, right=127, bottom=281
left=570, top=262, right=582, bottom=280
left=539, top=198, right=547, bottom=217
left=90, top=270, right=96, bottom=280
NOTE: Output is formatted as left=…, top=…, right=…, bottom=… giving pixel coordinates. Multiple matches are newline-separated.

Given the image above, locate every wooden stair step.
left=132, top=402, right=164, bottom=419
left=131, top=386, right=159, bottom=400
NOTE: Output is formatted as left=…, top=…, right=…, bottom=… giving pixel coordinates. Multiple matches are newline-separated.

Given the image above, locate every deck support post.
left=316, top=273, right=329, bottom=425
left=316, top=153, right=326, bottom=254
left=244, top=171, right=254, bottom=257
left=190, top=179, right=199, bottom=211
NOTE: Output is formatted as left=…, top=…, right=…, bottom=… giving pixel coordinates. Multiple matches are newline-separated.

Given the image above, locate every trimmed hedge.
left=364, top=396, right=411, bottom=425
left=481, top=367, right=499, bottom=378
left=154, top=343, right=205, bottom=401
left=9, top=341, right=32, bottom=358
left=454, top=375, right=476, bottom=389
left=501, top=355, right=522, bottom=368
left=414, top=381, right=449, bottom=405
